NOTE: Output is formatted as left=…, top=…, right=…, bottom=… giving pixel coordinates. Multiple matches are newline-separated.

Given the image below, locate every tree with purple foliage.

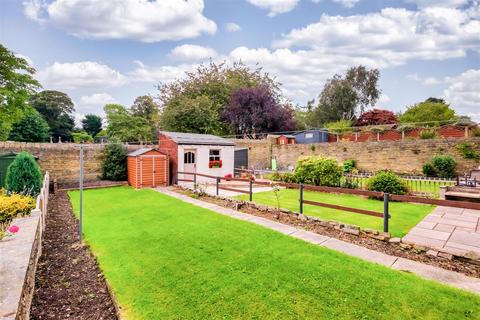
left=222, top=86, right=296, bottom=136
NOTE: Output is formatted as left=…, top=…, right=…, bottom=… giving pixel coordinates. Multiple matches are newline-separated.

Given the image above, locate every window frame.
left=209, top=149, right=221, bottom=162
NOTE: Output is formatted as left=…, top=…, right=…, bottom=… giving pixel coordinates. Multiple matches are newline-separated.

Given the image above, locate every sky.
left=1, top=0, right=479, bottom=124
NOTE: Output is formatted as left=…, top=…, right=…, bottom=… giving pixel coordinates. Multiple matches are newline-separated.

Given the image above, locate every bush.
left=419, top=129, right=437, bottom=139
left=422, top=163, right=436, bottom=177
left=0, top=192, right=35, bottom=224
left=294, top=156, right=343, bottom=186
left=101, top=143, right=127, bottom=181
left=324, top=119, right=352, bottom=134
left=5, top=152, right=42, bottom=196
left=456, top=142, right=479, bottom=160
left=471, top=127, right=480, bottom=137
left=269, top=172, right=297, bottom=183
left=343, top=159, right=356, bottom=173
left=354, top=109, right=398, bottom=126
left=72, top=131, right=94, bottom=143
left=366, top=171, right=409, bottom=195
left=430, top=155, right=457, bottom=178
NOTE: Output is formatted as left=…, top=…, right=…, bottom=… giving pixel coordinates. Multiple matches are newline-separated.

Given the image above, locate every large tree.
left=8, top=107, right=50, bottom=142
left=345, top=66, right=381, bottom=115
left=0, top=44, right=41, bottom=140
left=82, top=114, right=103, bottom=137
left=399, top=98, right=457, bottom=124
left=104, top=104, right=153, bottom=142
left=158, top=61, right=278, bottom=135
left=30, top=90, right=75, bottom=142
left=222, top=86, right=296, bottom=136
left=131, top=95, right=160, bottom=136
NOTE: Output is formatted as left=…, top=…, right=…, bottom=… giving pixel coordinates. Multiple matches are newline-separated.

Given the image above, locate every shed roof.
left=160, top=131, right=234, bottom=146
left=128, top=148, right=160, bottom=157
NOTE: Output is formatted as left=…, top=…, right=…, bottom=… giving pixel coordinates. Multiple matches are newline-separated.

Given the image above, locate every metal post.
left=79, top=144, right=84, bottom=242
left=216, top=177, right=219, bottom=196
left=193, top=173, right=197, bottom=190
left=299, top=183, right=304, bottom=214
left=249, top=180, right=253, bottom=202
left=383, top=192, right=389, bottom=233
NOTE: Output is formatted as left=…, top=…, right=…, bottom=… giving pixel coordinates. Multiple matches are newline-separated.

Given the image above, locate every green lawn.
left=69, top=187, right=479, bottom=319
left=236, top=188, right=434, bottom=237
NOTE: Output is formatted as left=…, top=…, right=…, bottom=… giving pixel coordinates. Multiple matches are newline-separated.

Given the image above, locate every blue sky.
left=1, top=0, right=479, bottom=123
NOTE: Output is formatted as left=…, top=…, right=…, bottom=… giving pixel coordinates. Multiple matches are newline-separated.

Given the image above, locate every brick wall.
left=0, top=142, right=145, bottom=185
left=158, top=133, right=178, bottom=183
left=234, top=137, right=480, bottom=175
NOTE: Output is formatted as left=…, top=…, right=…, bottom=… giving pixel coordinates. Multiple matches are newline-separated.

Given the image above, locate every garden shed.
left=294, top=129, right=329, bottom=144
left=127, top=148, right=169, bottom=189
left=158, top=131, right=235, bottom=184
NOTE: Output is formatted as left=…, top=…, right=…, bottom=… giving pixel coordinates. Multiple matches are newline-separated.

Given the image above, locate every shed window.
left=184, top=151, right=195, bottom=164
left=305, top=133, right=313, bottom=138
left=209, top=149, right=221, bottom=161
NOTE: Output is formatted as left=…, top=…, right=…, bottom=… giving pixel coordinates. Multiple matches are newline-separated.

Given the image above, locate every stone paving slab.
left=155, top=188, right=480, bottom=295
left=403, top=206, right=480, bottom=258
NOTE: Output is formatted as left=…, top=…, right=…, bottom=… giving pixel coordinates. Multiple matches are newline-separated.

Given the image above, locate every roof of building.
left=160, top=131, right=235, bottom=146
left=280, top=135, right=296, bottom=139
left=128, top=148, right=161, bottom=157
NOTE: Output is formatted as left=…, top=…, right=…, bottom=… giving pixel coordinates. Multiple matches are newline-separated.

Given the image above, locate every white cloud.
left=406, top=0, right=471, bottom=8
left=79, top=93, right=116, bottom=106
left=38, top=61, right=127, bottom=89
left=246, top=0, right=299, bottom=17
left=129, top=61, right=195, bottom=83
left=332, top=0, right=359, bottom=8
left=225, top=22, right=241, bottom=32
left=443, top=69, right=480, bottom=121
left=23, top=0, right=217, bottom=42
left=169, top=44, right=217, bottom=61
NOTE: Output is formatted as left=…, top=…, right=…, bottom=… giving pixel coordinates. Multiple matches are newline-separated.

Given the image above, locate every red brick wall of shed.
left=158, top=134, right=178, bottom=184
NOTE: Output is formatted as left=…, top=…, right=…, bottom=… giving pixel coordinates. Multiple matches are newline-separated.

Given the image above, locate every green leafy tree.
left=104, top=104, right=153, bottom=142
left=399, top=98, right=457, bottom=124
left=8, top=107, right=50, bottom=142
left=30, top=90, right=75, bottom=142
left=158, top=61, right=278, bottom=135
left=102, top=143, right=127, bottom=181
left=5, top=151, right=42, bottom=196
left=72, top=131, right=94, bottom=143
left=131, top=95, right=160, bottom=137
left=82, top=114, right=103, bottom=137
left=345, top=66, right=381, bottom=115
left=0, top=44, right=41, bottom=140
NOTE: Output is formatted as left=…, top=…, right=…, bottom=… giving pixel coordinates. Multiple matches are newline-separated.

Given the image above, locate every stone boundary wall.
left=233, top=137, right=480, bottom=174
left=0, top=142, right=147, bottom=185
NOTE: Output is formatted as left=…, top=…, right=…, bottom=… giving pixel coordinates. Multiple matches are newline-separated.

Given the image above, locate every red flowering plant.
left=209, top=160, right=222, bottom=168
left=4, top=225, right=20, bottom=237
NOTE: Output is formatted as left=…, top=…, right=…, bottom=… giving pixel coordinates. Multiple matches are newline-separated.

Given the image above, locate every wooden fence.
left=35, top=171, right=50, bottom=230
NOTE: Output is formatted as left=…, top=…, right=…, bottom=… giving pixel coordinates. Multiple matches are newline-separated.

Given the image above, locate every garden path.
left=155, top=187, right=480, bottom=295
left=403, top=206, right=480, bottom=257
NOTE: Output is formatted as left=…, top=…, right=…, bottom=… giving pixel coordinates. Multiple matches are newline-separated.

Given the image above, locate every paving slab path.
left=156, top=187, right=480, bottom=295
left=403, top=206, right=480, bottom=257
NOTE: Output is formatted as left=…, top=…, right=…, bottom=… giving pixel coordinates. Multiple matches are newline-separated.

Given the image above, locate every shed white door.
left=183, top=150, right=196, bottom=179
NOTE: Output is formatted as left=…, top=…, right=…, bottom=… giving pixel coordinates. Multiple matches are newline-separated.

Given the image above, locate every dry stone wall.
left=0, top=142, right=145, bottom=185
left=233, top=138, right=480, bottom=174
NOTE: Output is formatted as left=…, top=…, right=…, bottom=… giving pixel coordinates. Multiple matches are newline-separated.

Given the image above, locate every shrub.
left=354, top=109, right=398, bottom=126
left=423, top=155, right=457, bottom=178
left=341, top=177, right=359, bottom=189
left=101, top=143, right=127, bottom=181
left=343, top=159, right=356, bottom=173
left=419, top=129, right=437, bottom=139
left=0, top=193, right=35, bottom=224
left=72, top=131, right=94, bottom=143
left=324, top=119, right=353, bottom=134
left=294, top=156, right=343, bottom=186
left=456, top=142, right=479, bottom=160
left=422, top=163, right=436, bottom=177
left=366, top=171, right=409, bottom=195
left=5, top=152, right=42, bottom=196
left=471, top=127, right=480, bottom=137
left=269, top=172, right=297, bottom=183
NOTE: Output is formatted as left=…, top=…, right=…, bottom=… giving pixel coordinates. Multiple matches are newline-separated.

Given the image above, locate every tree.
left=72, top=131, right=94, bottom=143
left=0, top=44, right=41, bottom=140
left=82, top=114, right=102, bottom=137
left=131, top=95, right=160, bottom=136
left=104, top=104, right=153, bottom=142
left=8, top=107, right=50, bottom=142
left=158, top=61, right=278, bottom=135
left=345, top=66, right=381, bottom=114
left=222, top=86, right=296, bottom=136
left=399, top=98, right=457, bottom=124
left=101, top=143, right=127, bottom=181
left=5, top=151, right=42, bottom=196
left=30, top=90, right=75, bottom=142
left=311, top=76, right=358, bottom=126
left=354, top=109, right=398, bottom=126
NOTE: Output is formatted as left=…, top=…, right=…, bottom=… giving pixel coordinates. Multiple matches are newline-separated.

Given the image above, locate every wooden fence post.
left=383, top=193, right=389, bottom=233
left=299, top=183, right=304, bottom=214
left=249, top=180, right=253, bottom=202
left=216, top=177, right=219, bottom=196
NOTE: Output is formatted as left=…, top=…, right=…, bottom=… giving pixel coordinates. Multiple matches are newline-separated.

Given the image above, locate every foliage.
left=5, top=152, right=42, bottom=196
left=104, top=104, right=153, bottom=142
left=345, top=66, right=381, bottom=115
left=471, top=127, right=480, bottom=137
left=30, top=90, right=75, bottom=142
left=8, top=107, right=50, bottom=142
left=269, top=172, right=297, bottom=183
left=158, top=61, right=278, bottom=135
left=101, top=143, right=127, bottom=181
left=271, top=184, right=281, bottom=209
left=399, top=98, right=456, bottom=124
left=0, top=192, right=35, bottom=224
left=342, top=159, right=357, bottom=173
left=456, top=142, right=479, bottom=160
left=82, top=114, right=103, bottom=137
left=366, top=171, right=409, bottom=195
left=131, top=95, right=160, bottom=137
left=294, top=156, right=343, bottom=186
left=341, top=177, right=359, bottom=189
left=222, top=86, right=296, bottom=136
left=324, top=119, right=353, bottom=134
left=354, top=109, right=398, bottom=126
left=419, top=129, right=437, bottom=139
left=0, top=44, right=42, bottom=140
left=72, top=131, right=94, bottom=143
left=454, top=116, right=476, bottom=127
left=423, top=155, right=457, bottom=178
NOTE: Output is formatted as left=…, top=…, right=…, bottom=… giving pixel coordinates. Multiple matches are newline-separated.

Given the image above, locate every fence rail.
left=35, top=171, right=50, bottom=229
